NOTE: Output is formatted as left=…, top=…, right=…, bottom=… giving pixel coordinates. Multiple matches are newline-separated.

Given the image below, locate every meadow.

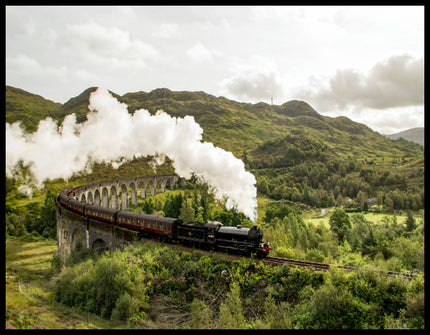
left=6, top=238, right=114, bottom=329
left=303, top=209, right=409, bottom=229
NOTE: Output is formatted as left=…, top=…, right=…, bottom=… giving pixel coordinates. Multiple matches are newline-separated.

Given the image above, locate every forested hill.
left=6, top=86, right=424, bottom=210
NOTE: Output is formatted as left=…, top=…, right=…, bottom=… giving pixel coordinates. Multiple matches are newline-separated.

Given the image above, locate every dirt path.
left=319, top=208, right=327, bottom=217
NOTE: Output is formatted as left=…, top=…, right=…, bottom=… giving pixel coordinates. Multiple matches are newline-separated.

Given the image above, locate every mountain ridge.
left=385, top=127, right=424, bottom=146
left=6, top=85, right=423, bottom=160
left=5, top=85, right=424, bottom=211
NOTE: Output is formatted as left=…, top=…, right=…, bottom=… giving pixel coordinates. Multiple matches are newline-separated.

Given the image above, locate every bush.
left=55, top=251, right=136, bottom=319
left=295, top=284, right=376, bottom=329
left=305, top=248, right=325, bottom=262
left=189, top=298, right=213, bottom=329
left=404, top=292, right=424, bottom=329
left=111, top=292, right=140, bottom=322
left=218, top=281, right=246, bottom=329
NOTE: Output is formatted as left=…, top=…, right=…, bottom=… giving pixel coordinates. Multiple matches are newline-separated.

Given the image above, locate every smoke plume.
left=6, top=88, right=258, bottom=221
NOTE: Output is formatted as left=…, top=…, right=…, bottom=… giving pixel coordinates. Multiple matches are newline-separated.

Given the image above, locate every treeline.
left=262, top=200, right=424, bottom=273
left=6, top=188, right=58, bottom=240
left=249, top=135, right=424, bottom=211
left=138, top=178, right=250, bottom=227
left=53, top=241, right=424, bottom=329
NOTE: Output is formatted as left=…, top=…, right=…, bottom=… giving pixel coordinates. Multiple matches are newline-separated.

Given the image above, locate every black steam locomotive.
left=57, top=186, right=271, bottom=257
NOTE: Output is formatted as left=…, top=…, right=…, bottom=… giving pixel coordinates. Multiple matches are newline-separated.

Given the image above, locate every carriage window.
left=160, top=223, right=163, bottom=230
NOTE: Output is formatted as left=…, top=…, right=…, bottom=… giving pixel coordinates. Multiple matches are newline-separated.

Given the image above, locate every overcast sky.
left=6, top=6, right=424, bottom=135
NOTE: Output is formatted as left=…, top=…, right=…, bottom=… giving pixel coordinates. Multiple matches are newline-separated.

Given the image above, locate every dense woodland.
left=5, top=86, right=425, bottom=329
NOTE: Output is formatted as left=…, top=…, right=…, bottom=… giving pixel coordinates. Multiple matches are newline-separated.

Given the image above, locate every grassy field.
left=5, top=237, right=120, bottom=329
left=302, top=207, right=419, bottom=229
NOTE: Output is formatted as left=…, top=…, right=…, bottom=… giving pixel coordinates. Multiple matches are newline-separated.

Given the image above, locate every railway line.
left=137, top=236, right=423, bottom=281
left=263, top=256, right=423, bottom=280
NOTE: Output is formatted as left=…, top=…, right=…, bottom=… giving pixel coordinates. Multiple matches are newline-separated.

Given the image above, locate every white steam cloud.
left=6, top=88, right=258, bottom=221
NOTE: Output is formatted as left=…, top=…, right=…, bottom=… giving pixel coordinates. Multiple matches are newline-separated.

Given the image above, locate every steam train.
left=57, top=186, right=271, bottom=257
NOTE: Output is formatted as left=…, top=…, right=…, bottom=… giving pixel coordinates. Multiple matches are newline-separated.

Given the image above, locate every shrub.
left=305, top=248, right=325, bottom=262
left=295, top=284, right=375, bottom=329
left=189, top=298, right=213, bottom=329
left=218, top=281, right=246, bottom=329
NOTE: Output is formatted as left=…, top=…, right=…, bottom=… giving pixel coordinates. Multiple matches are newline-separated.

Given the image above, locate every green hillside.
left=6, top=86, right=62, bottom=133
left=5, top=86, right=424, bottom=330
left=5, top=86, right=424, bottom=212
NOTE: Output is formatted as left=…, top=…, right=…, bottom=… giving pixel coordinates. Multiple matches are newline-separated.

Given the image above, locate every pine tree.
left=405, top=211, right=416, bottom=232
left=218, top=281, right=246, bottom=329
left=189, top=298, right=213, bottom=328
left=179, top=199, right=195, bottom=224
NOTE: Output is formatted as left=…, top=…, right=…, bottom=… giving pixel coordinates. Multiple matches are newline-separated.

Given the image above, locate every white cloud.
left=220, top=55, right=284, bottom=103
left=295, top=54, right=424, bottom=112
left=74, top=69, right=101, bottom=83
left=6, top=53, right=68, bottom=80
left=152, top=23, right=179, bottom=39
left=66, top=20, right=159, bottom=69
left=331, top=106, right=424, bottom=135
left=222, top=71, right=283, bottom=103
left=186, top=43, right=214, bottom=63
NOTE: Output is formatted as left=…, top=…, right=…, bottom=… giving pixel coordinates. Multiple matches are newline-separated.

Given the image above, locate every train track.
left=263, top=256, right=423, bottom=280
left=264, top=256, right=330, bottom=271
left=136, top=237, right=423, bottom=280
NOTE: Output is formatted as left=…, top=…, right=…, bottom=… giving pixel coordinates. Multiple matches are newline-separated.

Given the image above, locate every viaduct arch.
left=56, top=174, right=179, bottom=264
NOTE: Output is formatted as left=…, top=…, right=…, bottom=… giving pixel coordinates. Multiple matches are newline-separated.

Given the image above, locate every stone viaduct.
left=56, top=174, right=179, bottom=264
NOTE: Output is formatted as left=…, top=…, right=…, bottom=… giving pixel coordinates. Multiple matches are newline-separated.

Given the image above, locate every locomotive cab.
left=249, top=225, right=271, bottom=257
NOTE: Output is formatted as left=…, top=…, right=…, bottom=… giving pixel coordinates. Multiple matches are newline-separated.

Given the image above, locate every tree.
left=296, top=284, right=374, bottom=329
left=218, top=281, right=246, bottom=328
left=404, top=211, right=416, bottom=232
left=336, top=194, right=343, bottom=207
left=163, top=193, right=183, bottom=218
left=361, top=228, right=377, bottom=257
left=6, top=213, right=28, bottom=237
left=384, top=197, right=394, bottom=212
left=37, top=190, right=58, bottom=238
left=142, top=197, right=154, bottom=214
left=376, top=191, right=384, bottom=208
left=329, top=209, right=351, bottom=244
left=257, top=178, right=270, bottom=195
left=179, top=199, right=195, bottom=224
left=362, top=201, right=369, bottom=213
left=189, top=298, right=213, bottom=328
